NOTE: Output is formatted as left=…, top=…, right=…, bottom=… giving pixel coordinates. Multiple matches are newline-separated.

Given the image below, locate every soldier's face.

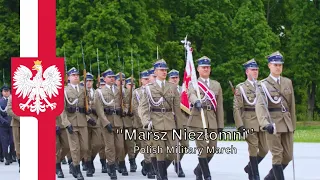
left=86, top=80, right=93, bottom=88
left=268, top=63, right=283, bottom=76
left=100, top=84, right=105, bottom=88
left=197, top=66, right=211, bottom=78
left=169, top=77, right=179, bottom=85
left=2, top=90, right=10, bottom=97
left=246, top=68, right=259, bottom=80
left=116, top=79, right=125, bottom=87
left=155, top=69, right=167, bottom=80
left=126, top=84, right=133, bottom=89
left=104, top=76, right=114, bottom=85
left=141, top=78, right=149, bottom=85
left=68, top=74, right=79, bottom=84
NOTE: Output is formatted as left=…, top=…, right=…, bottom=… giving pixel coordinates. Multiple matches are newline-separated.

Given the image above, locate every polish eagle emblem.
left=12, top=60, right=62, bottom=115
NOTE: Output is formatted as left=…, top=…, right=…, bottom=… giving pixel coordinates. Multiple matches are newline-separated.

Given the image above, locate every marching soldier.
left=63, top=67, right=89, bottom=180
left=188, top=56, right=224, bottom=180
left=56, top=110, right=70, bottom=178
left=7, top=94, right=20, bottom=172
left=140, top=59, right=184, bottom=180
left=115, top=72, right=126, bottom=88
left=255, top=51, right=296, bottom=180
left=0, top=85, right=13, bottom=165
left=97, top=76, right=108, bottom=173
left=167, top=69, right=187, bottom=177
left=94, top=69, right=127, bottom=180
left=134, top=70, right=155, bottom=179
left=84, top=72, right=102, bottom=177
left=123, top=77, right=137, bottom=172
left=233, top=59, right=268, bottom=180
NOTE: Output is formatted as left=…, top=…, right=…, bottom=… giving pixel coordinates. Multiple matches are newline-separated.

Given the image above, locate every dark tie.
left=161, top=81, right=165, bottom=92
left=205, top=80, right=208, bottom=87
left=277, top=79, right=280, bottom=85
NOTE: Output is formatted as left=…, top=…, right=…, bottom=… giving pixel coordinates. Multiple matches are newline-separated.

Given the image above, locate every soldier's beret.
left=168, top=69, right=179, bottom=78
left=243, top=59, right=259, bottom=70
left=154, top=59, right=168, bottom=70
left=197, top=56, right=211, bottom=67
left=86, top=72, right=94, bottom=81
left=67, top=67, right=79, bottom=76
left=140, top=70, right=149, bottom=79
left=115, top=72, right=126, bottom=80
left=102, top=69, right=115, bottom=77
left=267, top=51, right=284, bottom=64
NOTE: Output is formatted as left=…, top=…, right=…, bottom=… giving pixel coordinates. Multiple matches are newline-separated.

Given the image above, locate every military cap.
left=168, top=69, right=179, bottom=78
left=125, top=77, right=134, bottom=85
left=197, top=56, right=211, bottom=67
left=115, top=72, right=126, bottom=80
left=148, top=67, right=155, bottom=76
left=267, top=51, right=284, bottom=64
left=67, top=67, right=79, bottom=76
left=1, top=85, right=10, bottom=92
left=140, top=70, right=149, bottom=79
left=86, top=72, right=94, bottom=81
left=243, top=59, right=259, bottom=70
left=102, top=69, right=115, bottom=77
left=100, top=77, right=106, bottom=85
left=153, top=59, right=168, bottom=70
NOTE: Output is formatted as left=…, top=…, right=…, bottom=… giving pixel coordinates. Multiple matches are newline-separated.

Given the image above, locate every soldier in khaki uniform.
left=62, top=67, right=89, bottom=180
left=97, top=77, right=108, bottom=173
left=94, top=69, right=127, bottom=180
left=84, top=72, right=102, bottom=176
left=133, top=70, right=155, bottom=179
left=167, top=69, right=187, bottom=177
left=188, top=56, right=224, bottom=180
left=56, top=110, right=70, bottom=178
left=233, top=59, right=268, bottom=180
left=140, top=59, right=184, bottom=180
left=255, top=51, right=296, bottom=180
left=7, top=95, right=20, bottom=172
left=123, top=77, right=138, bottom=172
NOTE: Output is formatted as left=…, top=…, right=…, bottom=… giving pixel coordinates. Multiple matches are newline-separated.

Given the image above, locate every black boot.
left=75, top=164, right=84, bottom=180
left=82, top=159, right=87, bottom=171
left=272, top=164, right=284, bottom=180
left=86, top=161, right=94, bottom=177
left=0, top=153, right=3, bottom=162
left=245, top=156, right=264, bottom=179
left=18, top=159, right=20, bottom=173
left=264, top=164, right=288, bottom=180
left=151, top=157, right=157, bottom=176
left=119, top=161, right=129, bottom=176
left=100, top=159, right=108, bottom=173
left=249, top=156, right=260, bottom=180
left=68, top=159, right=73, bottom=174
left=5, top=152, right=11, bottom=165
left=165, top=159, right=172, bottom=169
left=173, top=160, right=185, bottom=177
left=115, top=161, right=119, bottom=172
left=56, top=163, right=65, bottom=178
left=157, top=161, right=168, bottom=180
left=108, top=163, right=117, bottom=180
left=141, top=160, right=147, bottom=176
left=91, top=157, right=95, bottom=174
left=129, top=158, right=137, bottom=172
left=145, top=162, right=155, bottom=179
left=61, top=157, right=67, bottom=164
left=194, top=156, right=212, bottom=180
left=199, top=158, right=211, bottom=180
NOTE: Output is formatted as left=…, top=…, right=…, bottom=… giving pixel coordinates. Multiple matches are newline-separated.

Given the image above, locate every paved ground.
left=0, top=141, right=319, bottom=180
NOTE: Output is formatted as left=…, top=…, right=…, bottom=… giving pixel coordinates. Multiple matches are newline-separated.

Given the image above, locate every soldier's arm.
left=132, top=90, right=139, bottom=117
left=123, top=89, right=129, bottom=113
left=255, top=83, right=269, bottom=128
left=172, top=85, right=184, bottom=129
left=187, top=82, right=198, bottom=104
left=139, top=88, right=150, bottom=127
left=61, top=99, right=71, bottom=127
left=233, top=85, right=244, bottom=128
left=7, top=95, right=20, bottom=121
left=217, top=83, right=224, bottom=129
left=289, top=80, right=296, bottom=131
left=94, top=90, right=110, bottom=127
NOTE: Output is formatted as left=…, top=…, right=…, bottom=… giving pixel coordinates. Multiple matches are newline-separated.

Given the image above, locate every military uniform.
left=7, top=94, right=20, bottom=172
left=233, top=59, right=268, bottom=180
left=140, top=60, right=184, bottom=180
left=168, top=69, right=187, bottom=177
left=56, top=110, right=70, bottom=178
left=0, top=85, right=14, bottom=165
left=255, top=51, right=296, bottom=180
left=123, top=77, right=138, bottom=172
left=63, top=67, right=89, bottom=180
left=94, top=69, right=127, bottom=179
left=84, top=72, right=102, bottom=176
left=187, top=56, right=224, bottom=180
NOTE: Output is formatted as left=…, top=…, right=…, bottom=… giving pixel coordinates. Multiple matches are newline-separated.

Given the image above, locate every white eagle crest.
left=12, top=60, right=62, bottom=115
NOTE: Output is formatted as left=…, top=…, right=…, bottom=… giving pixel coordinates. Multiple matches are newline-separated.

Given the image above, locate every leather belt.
left=66, top=106, right=86, bottom=113
left=244, top=108, right=255, bottom=111
left=91, top=109, right=97, bottom=116
left=104, top=108, right=121, bottom=115
left=268, top=108, right=288, bottom=112
left=203, top=105, right=214, bottom=111
left=150, top=108, right=171, bottom=113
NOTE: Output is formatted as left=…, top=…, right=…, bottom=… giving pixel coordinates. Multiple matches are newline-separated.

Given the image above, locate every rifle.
left=64, top=48, right=68, bottom=86
left=117, top=44, right=124, bottom=113
left=2, top=68, right=5, bottom=86
left=128, top=49, right=134, bottom=114
left=96, top=48, right=100, bottom=88
left=138, top=57, right=141, bottom=87
left=229, top=81, right=235, bottom=95
left=81, top=41, right=89, bottom=113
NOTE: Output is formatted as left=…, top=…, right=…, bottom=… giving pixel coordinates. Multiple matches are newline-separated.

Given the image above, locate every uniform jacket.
left=0, top=96, right=11, bottom=127
left=7, top=95, right=20, bottom=127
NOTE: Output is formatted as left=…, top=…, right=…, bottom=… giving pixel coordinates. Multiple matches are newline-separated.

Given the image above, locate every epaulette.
left=235, top=82, right=244, bottom=88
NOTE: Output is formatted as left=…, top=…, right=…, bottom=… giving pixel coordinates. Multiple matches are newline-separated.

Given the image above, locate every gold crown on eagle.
left=34, top=60, right=42, bottom=65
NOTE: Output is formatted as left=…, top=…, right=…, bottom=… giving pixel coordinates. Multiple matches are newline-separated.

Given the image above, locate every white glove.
left=147, top=121, right=153, bottom=130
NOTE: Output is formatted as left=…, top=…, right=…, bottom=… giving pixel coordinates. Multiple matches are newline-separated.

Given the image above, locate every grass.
left=221, top=121, right=320, bottom=143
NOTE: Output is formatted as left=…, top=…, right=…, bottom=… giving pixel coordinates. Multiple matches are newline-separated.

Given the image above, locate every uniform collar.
left=269, top=74, right=280, bottom=84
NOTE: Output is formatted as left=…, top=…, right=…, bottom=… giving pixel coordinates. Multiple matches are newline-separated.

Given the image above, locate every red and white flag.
left=180, top=48, right=194, bottom=114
